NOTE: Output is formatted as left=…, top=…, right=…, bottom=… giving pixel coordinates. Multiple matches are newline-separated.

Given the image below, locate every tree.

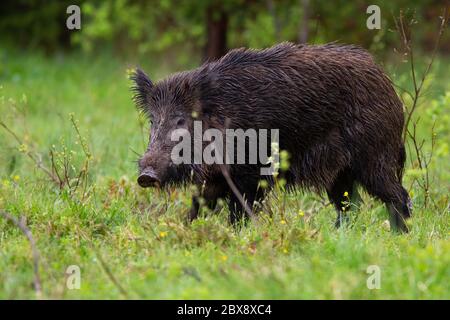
left=204, top=3, right=229, bottom=61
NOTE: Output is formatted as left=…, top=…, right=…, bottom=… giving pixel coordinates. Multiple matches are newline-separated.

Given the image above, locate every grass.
left=0, top=49, right=449, bottom=299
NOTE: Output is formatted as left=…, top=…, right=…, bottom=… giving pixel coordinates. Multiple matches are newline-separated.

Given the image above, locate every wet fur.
left=132, top=42, right=412, bottom=231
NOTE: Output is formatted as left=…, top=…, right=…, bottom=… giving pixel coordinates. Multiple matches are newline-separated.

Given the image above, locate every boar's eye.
left=176, top=118, right=186, bottom=127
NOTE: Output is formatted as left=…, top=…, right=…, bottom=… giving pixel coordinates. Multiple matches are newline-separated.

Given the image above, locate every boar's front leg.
left=227, top=178, right=265, bottom=226
left=326, top=168, right=359, bottom=228
left=188, top=182, right=227, bottom=222
left=188, top=196, right=217, bottom=222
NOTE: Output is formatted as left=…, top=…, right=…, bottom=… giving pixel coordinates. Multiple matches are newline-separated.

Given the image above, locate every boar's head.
left=131, top=68, right=198, bottom=188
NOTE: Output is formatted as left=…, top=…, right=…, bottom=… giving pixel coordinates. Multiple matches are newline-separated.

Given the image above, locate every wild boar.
left=132, top=42, right=411, bottom=232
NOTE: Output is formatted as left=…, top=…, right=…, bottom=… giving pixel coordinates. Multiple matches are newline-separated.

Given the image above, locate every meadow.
left=0, top=49, right=449, bottom=299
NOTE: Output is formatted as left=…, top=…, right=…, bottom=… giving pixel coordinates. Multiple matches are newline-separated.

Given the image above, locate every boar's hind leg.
left=385, top=187, right=411, bottom=233
left=360, top=165, right=411, bottom=233
left=326, top=168, right=358, bottom=228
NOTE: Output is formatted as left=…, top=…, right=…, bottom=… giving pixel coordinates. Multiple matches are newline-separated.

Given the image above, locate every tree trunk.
left=204, top=5, right=228, bottom=62
left=298, top=0, right=310, bottom=43
left=267, top=0, right=281, bottom=41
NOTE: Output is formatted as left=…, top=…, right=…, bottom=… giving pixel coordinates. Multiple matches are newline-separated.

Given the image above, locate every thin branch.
left=397, top=7, right=449, bottom=142
left=50, top=150, right=64, bottom=189
left=91, top=248, right=129, bottom=299
left=218, top=118, right=257, bottom=222
left=219, top=164, right=257, bottom=222
left=394, top=6, right=448, bottom=209
left=0, top=211, right=42, bottom=299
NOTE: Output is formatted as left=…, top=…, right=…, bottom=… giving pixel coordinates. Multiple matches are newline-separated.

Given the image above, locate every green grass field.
left=0, top=50, right=449, bottom=299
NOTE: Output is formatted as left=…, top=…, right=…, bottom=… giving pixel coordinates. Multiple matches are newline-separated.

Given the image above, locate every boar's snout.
left=137, top=168, right=161, bottom=188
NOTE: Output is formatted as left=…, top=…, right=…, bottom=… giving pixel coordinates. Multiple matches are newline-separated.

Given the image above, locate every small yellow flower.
left=159, top=231, right=168, bottom=238
left=18, top=144, right=28, bottom=153
left=259, top=180, right=269, bottom=189
left=282, top=248, right=288, bottom=254
left=343, top=191, right=349, bottom=197
left=280, top=219, right=286, bottom=225
left=298, top=210, right=305, bottom=217
left=220, top=255, right=228, bottom=262
left=13, top=175, right=20, bottom=182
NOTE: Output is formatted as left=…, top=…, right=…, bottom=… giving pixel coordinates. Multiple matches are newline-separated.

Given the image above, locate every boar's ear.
left=130, top=68, right=153, bottom=114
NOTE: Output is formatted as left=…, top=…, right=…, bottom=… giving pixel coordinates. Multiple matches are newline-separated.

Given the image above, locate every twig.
left=219, top=164, right=257, bottom=222
left=91, top=248, right=130, bottom=299
left=50, top=150, right=64, bottom=189
left=394, top=7, right=448, bottom=208
left=218, top=118, right=257, bottom=222
left=0, top=211, right=42, bottom=299
left=395, top=7, right=449, bottom=142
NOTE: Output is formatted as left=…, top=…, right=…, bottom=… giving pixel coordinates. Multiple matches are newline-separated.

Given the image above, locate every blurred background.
left=1, top=0, right=448, bottom=68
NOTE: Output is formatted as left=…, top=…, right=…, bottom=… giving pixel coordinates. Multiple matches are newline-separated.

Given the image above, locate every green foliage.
left=0, top=0, right=80, bottom=50
left=74, top=0, right=206, bottom=57
left=1, top=0, right=448, bottom=59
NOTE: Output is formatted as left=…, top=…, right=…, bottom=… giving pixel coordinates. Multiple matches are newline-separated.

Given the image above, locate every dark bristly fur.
left=132, top=42, right=412, bottom=232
